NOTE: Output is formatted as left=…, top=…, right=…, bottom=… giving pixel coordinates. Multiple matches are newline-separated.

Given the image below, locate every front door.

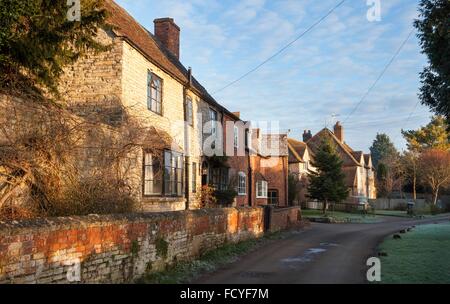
left=268, top=189, right=279, bottom=206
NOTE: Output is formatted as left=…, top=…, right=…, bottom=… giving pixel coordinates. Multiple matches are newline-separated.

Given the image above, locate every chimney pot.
left=303, top=130, right=312, bottom=142
left=154, top=18, right=180, bottom=59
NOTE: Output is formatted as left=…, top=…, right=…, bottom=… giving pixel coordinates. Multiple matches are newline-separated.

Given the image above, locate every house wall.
left=223, top=113, right=250, bottom=207
left=184, top=90, right=203, bottom=209
left=59, top=29, right=123, bottom=116
left=262, top=156, right=288, bottom=207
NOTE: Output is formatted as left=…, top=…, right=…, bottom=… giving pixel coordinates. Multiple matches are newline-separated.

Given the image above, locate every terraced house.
left=59, top=0, right=288, bottom=211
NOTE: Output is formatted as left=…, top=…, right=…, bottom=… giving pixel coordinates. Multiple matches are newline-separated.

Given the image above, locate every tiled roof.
left=288, top=138, right=308, bottom=162
left=364, top=154, right=372, bottom=168
left=343, top=167, right=358, bottom=187
left=306, top=128, right=360, bottom=167
left=103, top=0, right=239, bottom=121
left=351, top=151, right=364, bottom=164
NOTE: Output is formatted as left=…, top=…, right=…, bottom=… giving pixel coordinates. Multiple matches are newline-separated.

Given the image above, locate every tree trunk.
left=433, top=187, right=439, bottom=206
left=413, top=174, right=416, bottom=200
left=322, top=200, right=328, bottom=214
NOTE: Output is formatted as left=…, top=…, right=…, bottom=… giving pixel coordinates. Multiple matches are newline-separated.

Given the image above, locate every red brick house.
left=305, top=122, right=376, bottom=202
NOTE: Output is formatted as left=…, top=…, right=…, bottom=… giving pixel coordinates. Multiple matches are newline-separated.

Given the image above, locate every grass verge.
left=137, top=232, right=288, bottom=284
left=378, top=222, right=450, bottom=284
left=302, top=209, right=381, bottom=224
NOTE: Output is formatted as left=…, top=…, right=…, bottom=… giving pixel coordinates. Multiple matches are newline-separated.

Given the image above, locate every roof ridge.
left=312, top=128, right=361, bottom=166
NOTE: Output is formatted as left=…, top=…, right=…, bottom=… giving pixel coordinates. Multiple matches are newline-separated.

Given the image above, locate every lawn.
left=302, top=209, right=381, bottom=223
left=374, top=209, right=450, bottom=218
left=378, top=222, right=450, bottom=284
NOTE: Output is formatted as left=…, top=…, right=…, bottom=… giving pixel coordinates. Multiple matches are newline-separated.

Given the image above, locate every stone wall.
left=0, top=208, right=264, bottom=284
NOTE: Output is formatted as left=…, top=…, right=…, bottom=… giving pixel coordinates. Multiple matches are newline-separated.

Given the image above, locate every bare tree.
left=0, top=91, right=172, bottom=220
left=418, top=149, right=450, bottom=205
left=377, top=153, right=405, bottom=198
left=402, top=151, right=419, bottom=200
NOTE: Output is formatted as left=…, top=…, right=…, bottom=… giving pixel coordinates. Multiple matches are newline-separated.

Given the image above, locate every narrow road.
left=194, top=215, right=450, bottom=284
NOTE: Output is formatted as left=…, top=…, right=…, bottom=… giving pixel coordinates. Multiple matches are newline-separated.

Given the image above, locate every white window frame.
left=256, top=181, right=268, bottom=198
left=237, top=171, right=246, bottom=195
left=210, top=109, right=218, bottom=136
left=234, top=126, right=239, bottom=149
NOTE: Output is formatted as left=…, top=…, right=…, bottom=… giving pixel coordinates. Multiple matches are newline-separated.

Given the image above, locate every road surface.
left=194, top=215, right=450, bottom=284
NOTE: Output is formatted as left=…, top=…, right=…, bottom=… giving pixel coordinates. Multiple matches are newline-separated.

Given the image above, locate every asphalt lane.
left=193, top=215, right=450, bottom=284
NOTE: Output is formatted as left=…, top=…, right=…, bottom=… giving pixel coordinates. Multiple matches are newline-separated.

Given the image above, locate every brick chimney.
left=154, top=18, right=180, bottom=59
left=334, top=121, right=344, bottom=142
left=303, top=130, right=312, bottom=142
left=232, top=112, right=241, bottom=119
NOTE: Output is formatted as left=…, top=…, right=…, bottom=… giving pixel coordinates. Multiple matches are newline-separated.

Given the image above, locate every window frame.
left=256, top=180, right=268, bottom=198
left=211, top=167, right=228, bottom=191
left=192, top=162, right=197, bottom=193
left=237, top=171, right=246, bottom=195
left=147, top=71, right=163, bottom=115
left=185, top=96, right=194, bottom=127
left=142, top=149, right=184, bottom=198
left=209, top=108, right=218, bottom=136
left=234, top=126, right=239, bottom=149
left=143, top=152, right=162, bottom=196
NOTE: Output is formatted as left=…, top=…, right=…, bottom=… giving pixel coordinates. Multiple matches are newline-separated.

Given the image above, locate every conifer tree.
left=307, top=139, right=349, bottom=213
left=0, top=0, right=109, bottom=96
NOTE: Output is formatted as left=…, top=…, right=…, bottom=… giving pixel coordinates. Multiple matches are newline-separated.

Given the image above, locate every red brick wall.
left=269, top=206, right=302, bottom=232
left=0, top=208, right=263, bottom=284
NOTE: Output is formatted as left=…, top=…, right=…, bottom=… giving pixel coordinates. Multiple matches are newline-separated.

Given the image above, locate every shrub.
left=429, top=204, right=442, bottom=215
left=394, top=203, right=407, bottom=211
left=43, top=177, right=136, bottom=217
left=214, top=189, right=238, bottom=206
left=196, top=185, right=217, bottom=208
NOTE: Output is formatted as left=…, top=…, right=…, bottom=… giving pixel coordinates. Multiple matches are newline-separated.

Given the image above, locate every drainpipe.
left=183, top=68, right=193, bottom=210
left=248, top=157, right=252, bottom=207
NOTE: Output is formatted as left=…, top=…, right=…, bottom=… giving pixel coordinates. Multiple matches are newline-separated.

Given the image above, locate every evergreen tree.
left=0, top=0, right=109, bottom=96
left=414, top=0, right=450, bottom=126
left=401, top=115, right=449, bottom=151
left=307, top=139, right=349, bottom=213
left=369, top=133, right=399, bottom=169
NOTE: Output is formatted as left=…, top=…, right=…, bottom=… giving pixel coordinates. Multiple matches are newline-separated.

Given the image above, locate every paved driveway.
left=193, top=215, right=450, bottom=284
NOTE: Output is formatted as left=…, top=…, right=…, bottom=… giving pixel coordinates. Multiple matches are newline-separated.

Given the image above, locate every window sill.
left=148, top=109, right=163, bottom=116
left=142, top=196, right=184, bottom=202
left=238, top=193, right=247, bottom=196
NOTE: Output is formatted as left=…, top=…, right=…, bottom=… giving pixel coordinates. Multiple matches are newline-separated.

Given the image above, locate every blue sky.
left=116, top=0, right=432, bottom=152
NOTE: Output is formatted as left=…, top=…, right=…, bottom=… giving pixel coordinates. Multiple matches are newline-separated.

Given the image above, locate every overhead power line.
left=343, top=28, right=415, bottom=123
left=212, top=0, right=347, bottom=95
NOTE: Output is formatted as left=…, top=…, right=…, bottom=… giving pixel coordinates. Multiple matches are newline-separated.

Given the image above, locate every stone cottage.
left=58, top=0, right=289, bottom=211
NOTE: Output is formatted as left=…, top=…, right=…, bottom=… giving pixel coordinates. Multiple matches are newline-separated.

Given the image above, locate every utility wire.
left=212, top=0, right=347, bottom=95
left=343, top=28, right=415, bottom=123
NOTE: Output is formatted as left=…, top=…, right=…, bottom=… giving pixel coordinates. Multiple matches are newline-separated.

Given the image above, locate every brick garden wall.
left=269, top=206, right=302, bottom=232
left=0, top=208, right=265, bottom=284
